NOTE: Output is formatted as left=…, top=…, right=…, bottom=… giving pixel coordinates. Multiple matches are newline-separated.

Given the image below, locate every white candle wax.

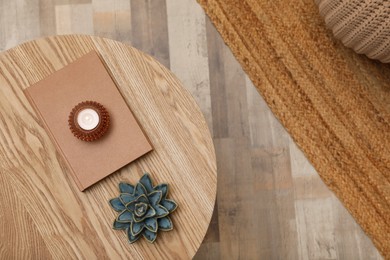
left=77, top=108, right=100, bottom=130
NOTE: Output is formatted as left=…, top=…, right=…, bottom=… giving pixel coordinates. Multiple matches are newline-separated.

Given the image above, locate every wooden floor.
left=0, top=0, right=382, bottom=259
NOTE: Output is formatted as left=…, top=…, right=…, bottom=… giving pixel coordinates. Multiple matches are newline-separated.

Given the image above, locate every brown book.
left=24, top=51, right=153, bottom=191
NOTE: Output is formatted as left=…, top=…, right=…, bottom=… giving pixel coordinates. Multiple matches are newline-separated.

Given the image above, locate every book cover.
left=24, top=51, right=153, bottom=191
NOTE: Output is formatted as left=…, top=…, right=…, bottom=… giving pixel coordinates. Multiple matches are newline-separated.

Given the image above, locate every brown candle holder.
left=68, top=101, right=110, bottom=142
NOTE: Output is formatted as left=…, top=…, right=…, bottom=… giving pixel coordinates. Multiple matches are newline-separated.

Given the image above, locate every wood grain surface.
left=0, top=0, right=382, bottom=259
left=0, top=35, right=217, bottom=259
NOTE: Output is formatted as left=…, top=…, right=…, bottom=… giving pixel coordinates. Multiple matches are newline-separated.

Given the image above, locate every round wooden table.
left=0, top=35, right=217, bottom=259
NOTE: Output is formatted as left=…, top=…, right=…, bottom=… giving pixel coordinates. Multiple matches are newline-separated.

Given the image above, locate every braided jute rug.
left=197, top=0, right=390, bottom=257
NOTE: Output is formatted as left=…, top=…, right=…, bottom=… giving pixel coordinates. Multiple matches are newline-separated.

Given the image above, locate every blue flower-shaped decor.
left=109, top=173, right=178, bottom=243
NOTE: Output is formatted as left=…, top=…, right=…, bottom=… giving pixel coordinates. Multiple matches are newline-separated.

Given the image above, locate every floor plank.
left=0, top=0, right=40, bottom=50
left=92, top=0, right=132, bottom=44
left=131, top=0, right=170, bottom=68
left=55, top=3, right=93, bottom=34
left=166, top=0, right=213, bottom=131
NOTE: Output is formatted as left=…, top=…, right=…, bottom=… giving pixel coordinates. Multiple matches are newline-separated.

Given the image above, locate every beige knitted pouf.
left=316, top=0, right=390, bottom=63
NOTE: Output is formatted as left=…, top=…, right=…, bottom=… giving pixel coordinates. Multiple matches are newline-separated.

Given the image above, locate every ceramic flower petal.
left=144, top=218, right=158, bottom=233
left=119, top=182, right=135, bottom=194
left=117, top=210, right=133, bottom=223
left=143, top=229, right=157, bottom=243
left=120, top=193, right=136, bottom=205
left=127, top=227, right=141, bottom=244
left=154, top=183, right=168, bottom=199
left=131, top=221, right=145, bottom=236
left=161, top=199, right=178, bottom=213
left=125, top=200, right=137, bottom=212
left=144, top=207, right=156, bottom=218
left=158, top=216, right=173, bottom=231
left=136, top=194, right=149, bottom=204
left=154, top=205, right=169, bottom=218
left=113, top=219, right=130, bottom=230
left=148, top=191, right=162, bottom=205
left=134, top=183, right=147, bottom=197
left=109, top=198, right=125, bottom=212
left=139, top=173, right=154, bottom=193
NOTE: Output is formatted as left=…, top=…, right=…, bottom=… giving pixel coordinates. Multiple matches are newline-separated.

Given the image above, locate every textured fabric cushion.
left=316, top=0, right=390, bottom=63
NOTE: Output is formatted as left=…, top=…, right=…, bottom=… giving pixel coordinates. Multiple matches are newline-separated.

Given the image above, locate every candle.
left=69, top=101, right=110, bottom=142
left=77, top=108, right=100, bottom=130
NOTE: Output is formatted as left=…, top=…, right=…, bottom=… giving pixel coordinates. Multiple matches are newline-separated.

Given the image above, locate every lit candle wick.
left=77, top=108, right=100, bottom=130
